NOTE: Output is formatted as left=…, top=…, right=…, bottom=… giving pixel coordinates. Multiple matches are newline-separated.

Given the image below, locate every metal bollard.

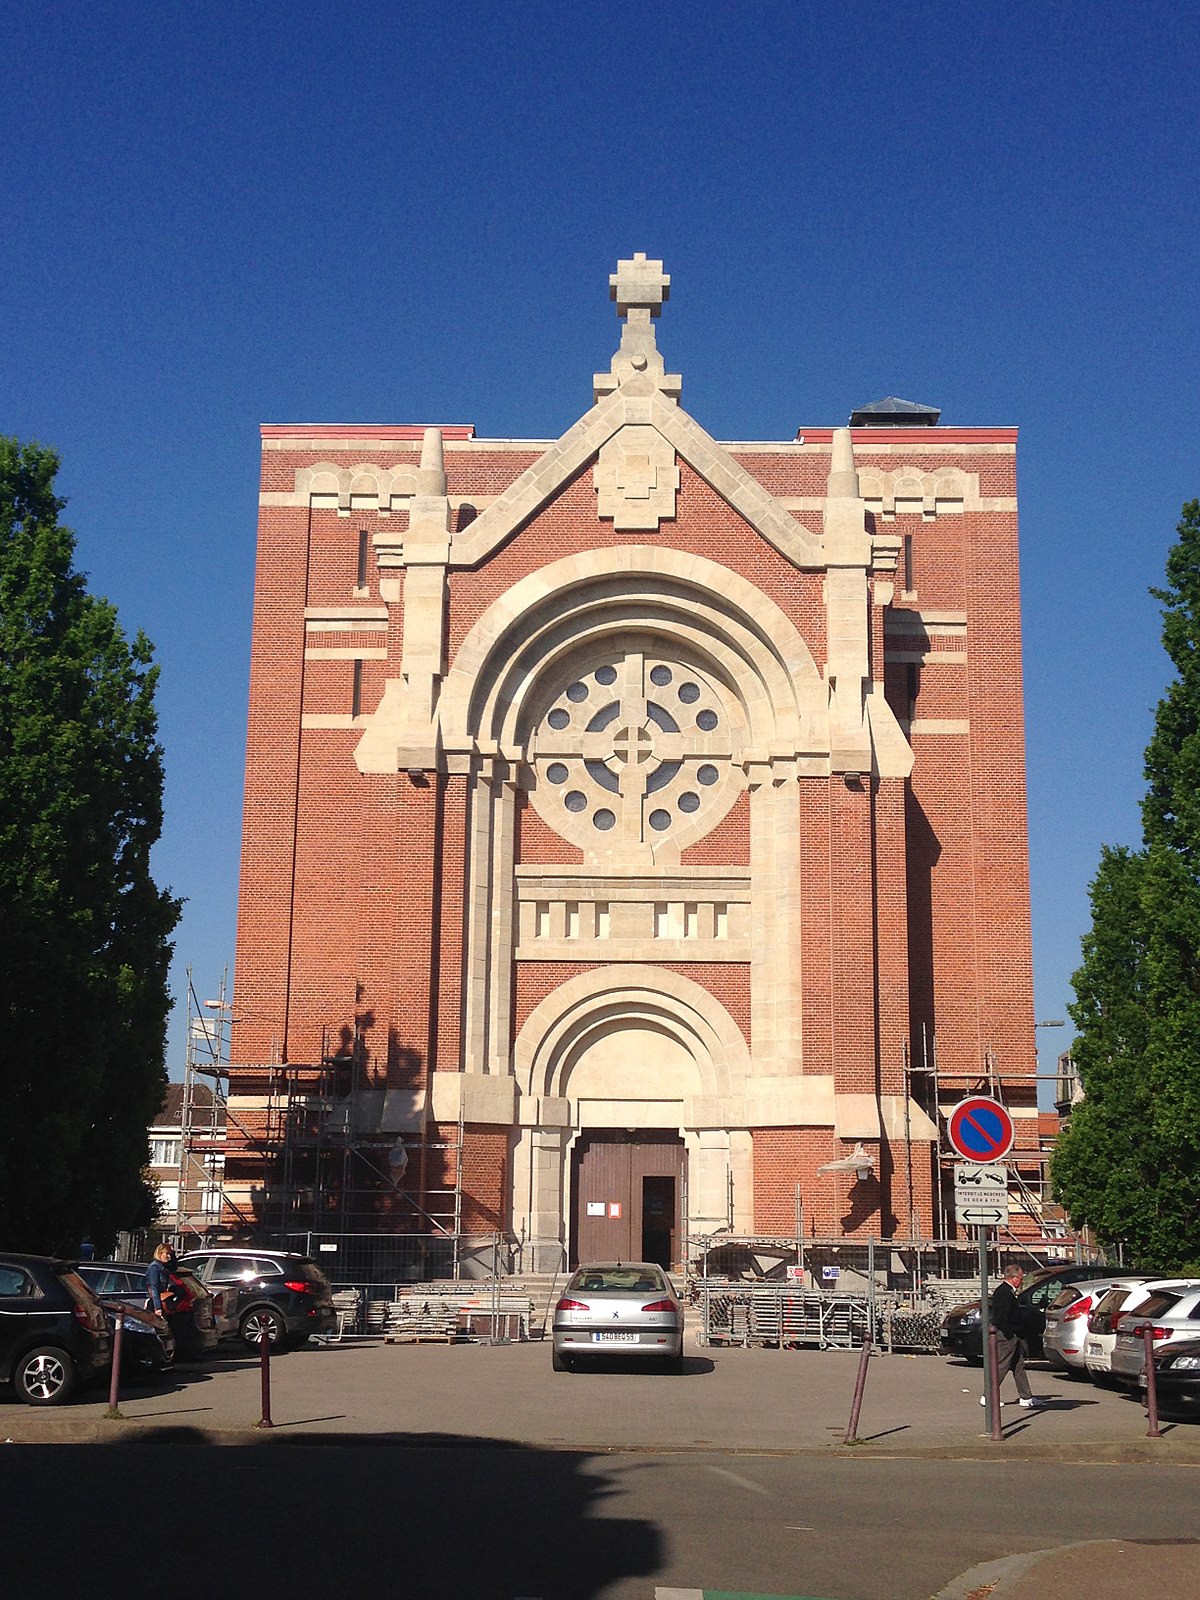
left=987, top=1325, right=1003, bottom=1441
left=106, top=1308, right=125, bottom=1414
left=257, top=1326, right=274, bottom=1428
left=843, top=1337, right=872, bottom=1444
left=1143, top=1324, right=1162, bottom=1439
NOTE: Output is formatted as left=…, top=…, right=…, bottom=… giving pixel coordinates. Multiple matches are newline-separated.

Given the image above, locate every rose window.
left=528, top=650, right=744, bottom=855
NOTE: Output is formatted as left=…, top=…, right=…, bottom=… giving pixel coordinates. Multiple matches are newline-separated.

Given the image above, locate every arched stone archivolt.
left=514, top=965, right=748, bottom=1107
left=439, top=545, right=826, bottom=764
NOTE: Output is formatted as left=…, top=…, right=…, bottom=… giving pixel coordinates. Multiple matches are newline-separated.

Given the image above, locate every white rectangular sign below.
left=955, top=1201, right=1010, bottom=1228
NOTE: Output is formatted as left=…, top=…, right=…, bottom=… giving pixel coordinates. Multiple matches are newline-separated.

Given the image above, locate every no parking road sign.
left=946, top=1095, right=1014, bottom=1162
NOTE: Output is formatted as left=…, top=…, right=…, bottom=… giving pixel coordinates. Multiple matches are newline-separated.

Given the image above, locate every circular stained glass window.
left=593, top=808, right=616, bottom=831
left=697, top=763, right=719, bottom=786
left=566, top=681, right=588, bottom=703
left=649, top=665, right=672, bottom=686
left=649, top=809, right=672, bottom=831
left=678, top=791, right=700, bottom=813
left=595, top=665, right=617, bottom=685
left=548, top=708, right=570, bottom=730
left=546, top=762, right=568, bottom=784
left=565, top=790, right=587, bottom=813
left=678, top=681, right=700, bottom=703
left=696, top=709, right=718, bottom=732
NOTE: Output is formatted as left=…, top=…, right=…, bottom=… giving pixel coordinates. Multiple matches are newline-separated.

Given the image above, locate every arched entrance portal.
left=571, top=1130, right=685, bottom=1268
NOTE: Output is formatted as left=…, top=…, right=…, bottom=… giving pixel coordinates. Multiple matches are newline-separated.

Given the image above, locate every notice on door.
left=586, top=1201, right=605, bottom=1217
left=608, top=1202, right=622, bottom=1218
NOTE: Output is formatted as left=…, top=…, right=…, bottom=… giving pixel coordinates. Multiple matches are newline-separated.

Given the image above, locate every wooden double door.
left=570, top=1131, right=684, bottom=1269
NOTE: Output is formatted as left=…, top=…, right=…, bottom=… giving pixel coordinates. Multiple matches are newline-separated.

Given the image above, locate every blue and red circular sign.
left=947, top=1096, right=1014, bottom=1162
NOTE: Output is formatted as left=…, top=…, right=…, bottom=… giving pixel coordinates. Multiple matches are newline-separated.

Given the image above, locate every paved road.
left=3, top=1336, right=1197, bottom=1598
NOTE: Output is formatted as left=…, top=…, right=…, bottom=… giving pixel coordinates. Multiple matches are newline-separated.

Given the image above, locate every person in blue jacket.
left=146, top=1242, right=177, bottom=1318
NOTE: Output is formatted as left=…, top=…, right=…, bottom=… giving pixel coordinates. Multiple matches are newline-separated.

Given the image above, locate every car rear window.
left=569, top=1268, right=666, bottom=1293
left=294, top=1261, right=331, bottom=1290
left=1095, top=1288, right=1132, bottom=1316
left=1129, top=1291, right=1183, bottom=1320
left=60, top=1269, right=101, bottom=1309
left=1050, top=1287, right=1081, bottom=1309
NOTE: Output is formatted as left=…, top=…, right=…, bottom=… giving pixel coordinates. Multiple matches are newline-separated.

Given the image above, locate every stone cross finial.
left=609, top=253, right=671, bottom=318
left=594, top=253, right=681, bottom=403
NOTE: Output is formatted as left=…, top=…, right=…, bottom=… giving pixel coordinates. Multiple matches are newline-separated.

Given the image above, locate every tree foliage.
left=0, top=438, right=180, bottom=1253
left=1053, top=501, right=1200, bottom=1270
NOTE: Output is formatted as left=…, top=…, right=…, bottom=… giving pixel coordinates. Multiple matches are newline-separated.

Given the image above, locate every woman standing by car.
left=146, top=1242, right=176, bottom=1319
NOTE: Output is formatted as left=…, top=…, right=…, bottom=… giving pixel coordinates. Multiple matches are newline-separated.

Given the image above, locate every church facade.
left=225, top=256, right=1036, bottom=1266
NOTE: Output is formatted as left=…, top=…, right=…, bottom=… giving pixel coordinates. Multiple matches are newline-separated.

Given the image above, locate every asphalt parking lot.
left=4, top=1331, right=1198, bottom=1459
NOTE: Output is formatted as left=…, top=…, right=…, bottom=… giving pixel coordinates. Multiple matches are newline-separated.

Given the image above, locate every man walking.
left=982, top=1265, right=1044, bottom=1410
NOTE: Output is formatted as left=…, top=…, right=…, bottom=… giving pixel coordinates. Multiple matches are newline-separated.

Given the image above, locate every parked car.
left=1042, top=1275, right=1146, bottom=1376
left=1144, top=1338, right=1200, bottom=1412
left=180, top=1249, right=337, bottom=1349
left=77, top=1260, right=218, bottom=1361
left=0, top=1253, right=111, bottom=1405
left=1110, top=1286, right=1200, bottom=1390
left=551, top=1262, right=684, bottom=1373
left=104, top=1300, right=175, bottom=1379
left=938, top=1264, right=1101, bottom=1363
left=1082, top=1279, right=1194, bottom=1383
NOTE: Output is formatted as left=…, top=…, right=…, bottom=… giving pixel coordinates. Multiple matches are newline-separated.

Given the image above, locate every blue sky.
left=4, top=3, right=1197, bottom=1092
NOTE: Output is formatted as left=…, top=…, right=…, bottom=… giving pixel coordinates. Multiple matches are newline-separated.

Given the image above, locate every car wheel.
left=241, top=1306, right=287, bottom=1350
left=551, top=1347, right=572, bottom=1372
left=14, top=1346, right=77, bottom=1406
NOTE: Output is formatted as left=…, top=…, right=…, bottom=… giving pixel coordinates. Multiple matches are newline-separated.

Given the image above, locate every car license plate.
left=592, top=1331, right=638, bottom=1343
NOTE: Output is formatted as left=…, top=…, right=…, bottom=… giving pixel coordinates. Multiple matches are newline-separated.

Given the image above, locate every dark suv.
left=181, top=1250, right=337, bottom=1349
left=0, top=1253, right=111, bottom=1404
left=939, top=1263, right=1103, bottom=1362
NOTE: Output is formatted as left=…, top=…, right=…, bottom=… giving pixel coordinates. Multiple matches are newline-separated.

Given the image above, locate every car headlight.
left=1165, top=1355, right=1200, bottom=1371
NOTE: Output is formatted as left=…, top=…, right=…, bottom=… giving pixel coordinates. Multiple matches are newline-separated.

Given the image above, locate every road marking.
left=703, top=1464, right=771, bottom=1494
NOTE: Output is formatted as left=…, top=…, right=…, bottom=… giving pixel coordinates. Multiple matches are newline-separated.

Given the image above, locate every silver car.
left=1110, top=1285, right=1200, bottom=1390
left=1042, top=1276, right=1145, bottom=1376
left=551, top=1262, right=684, bottom=1373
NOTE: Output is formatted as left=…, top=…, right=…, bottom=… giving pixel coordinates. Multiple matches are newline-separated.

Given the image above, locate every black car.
left=103, top=1300, right=175, bottom=1379
left=77, top=1261, right=218, bottom=1361
left=1147, top=1338, right=1200, bottom=1412
left=181, top=1249, right=337, bottom=1349
left=0, top=1253, right=111, bottom=1405
left=939, top=1264, right=1103, bottom=1362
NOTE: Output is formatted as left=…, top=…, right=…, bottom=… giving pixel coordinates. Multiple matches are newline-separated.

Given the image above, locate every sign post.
left=946, top=1098, right=1015, bottom=1437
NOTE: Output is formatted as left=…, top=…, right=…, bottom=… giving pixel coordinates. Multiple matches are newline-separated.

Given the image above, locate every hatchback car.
left=181, top=1250, right=337, bottom=1348
left=77, top=1261, right=218, bottom=1361
left=939, top=1264, right=1100, bottom=1363
left=551, top=1262, right=684, bottom=1373
left=1042, top=1275, right=1145, bottom=1376
left=0, top=1253, right=111, bottom=1405
left=1110, top=1286, right=1200, bottom=1389
left=1082, top=1279, right=1194, bottom=1382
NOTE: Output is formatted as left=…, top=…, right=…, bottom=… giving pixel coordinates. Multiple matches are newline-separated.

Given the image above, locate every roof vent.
left=849, top=396, right=940, bottom=427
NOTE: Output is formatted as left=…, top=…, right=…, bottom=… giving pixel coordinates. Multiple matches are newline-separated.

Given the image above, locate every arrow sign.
left=946, top=1096, right=1015, bottom=1162
left=956, top=1202, right=1009, bottom=1227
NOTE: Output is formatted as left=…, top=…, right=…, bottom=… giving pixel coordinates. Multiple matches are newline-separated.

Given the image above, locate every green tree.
left=1053, top=501, right=1200, bottom=1270
left=0, top=438, right=180, bottom=1253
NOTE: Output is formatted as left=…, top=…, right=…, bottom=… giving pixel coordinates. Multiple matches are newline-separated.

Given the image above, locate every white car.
left=1084, top=1279, right=1199, bottom=1382
left=1042, top=1275, right=1146, bottom=1375
left=1110, top=1284, right=1200, bottom=1390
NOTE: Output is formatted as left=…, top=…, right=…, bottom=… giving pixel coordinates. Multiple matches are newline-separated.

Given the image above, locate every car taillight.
left=1130, top=1323, right=1172, bottom=1341
left=641, top=1299, right=676, bottom=1312
left=555, top=1297, right=588, bottom=1312
left=1063, top=1296, right=1093, bottom=1321
left=284, top=1279, right=315, bottom=1294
